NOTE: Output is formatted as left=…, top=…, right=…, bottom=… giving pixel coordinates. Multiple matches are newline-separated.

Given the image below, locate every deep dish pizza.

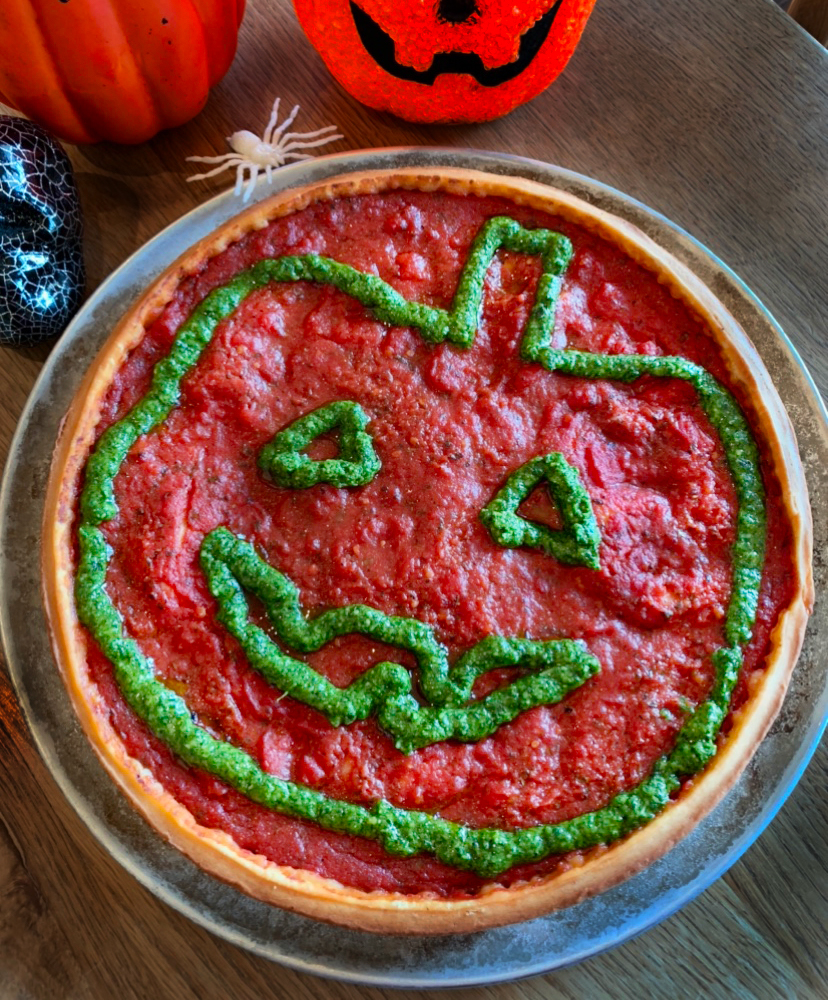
left=43, top=168, right=813, bottom=934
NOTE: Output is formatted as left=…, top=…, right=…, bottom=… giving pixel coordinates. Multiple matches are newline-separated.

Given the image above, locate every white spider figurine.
left=186, top=99, right=343, bottom=203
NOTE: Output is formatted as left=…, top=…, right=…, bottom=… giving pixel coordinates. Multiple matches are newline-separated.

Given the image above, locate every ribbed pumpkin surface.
left=0, top=0, right=246, bottom=144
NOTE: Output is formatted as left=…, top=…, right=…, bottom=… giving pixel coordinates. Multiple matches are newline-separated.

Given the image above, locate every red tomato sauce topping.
left=83, top=190, right=795, bottom=896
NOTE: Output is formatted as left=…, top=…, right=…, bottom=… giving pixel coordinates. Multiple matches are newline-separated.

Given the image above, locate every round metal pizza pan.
left=1, top=147, right=826, bottom=988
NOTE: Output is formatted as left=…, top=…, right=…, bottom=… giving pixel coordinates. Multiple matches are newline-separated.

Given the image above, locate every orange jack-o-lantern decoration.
left=292, top=0, right=596, bottom=123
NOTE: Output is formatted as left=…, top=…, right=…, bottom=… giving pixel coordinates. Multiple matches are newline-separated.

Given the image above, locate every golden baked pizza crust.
left=43, top=168, right=813, bottom=934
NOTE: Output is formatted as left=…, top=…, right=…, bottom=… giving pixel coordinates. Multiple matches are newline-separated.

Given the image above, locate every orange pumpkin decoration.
left=292, top=0, right=596, bottom=123
left=0, top=0, right=246, bottom=145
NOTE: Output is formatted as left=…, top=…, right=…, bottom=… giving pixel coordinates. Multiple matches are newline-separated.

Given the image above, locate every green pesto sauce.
left=200, top=527, right=599, bottom=754
left=74, top=215, right=766, bottom=878
left=479, top=452, right=602, bottom=570
left=258, top=400, right=381, bottom=489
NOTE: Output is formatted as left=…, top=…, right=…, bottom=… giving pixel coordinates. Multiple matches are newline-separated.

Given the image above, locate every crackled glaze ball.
left=0, top=117, right=84, bottom=345
left=292, top=0, right=597, bottom=123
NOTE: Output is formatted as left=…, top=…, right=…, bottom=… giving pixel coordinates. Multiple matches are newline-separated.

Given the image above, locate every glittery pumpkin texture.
left=292, top=0, right=597, bottom=123
left=0, top=117, right=84, bottom=345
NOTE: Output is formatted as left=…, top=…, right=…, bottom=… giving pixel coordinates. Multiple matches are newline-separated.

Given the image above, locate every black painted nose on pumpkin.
left=437, top=0, right=480, bottom=24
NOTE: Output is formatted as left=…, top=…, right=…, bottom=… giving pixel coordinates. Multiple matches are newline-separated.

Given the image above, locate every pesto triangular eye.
left=480, top=453, right=601, bottom=569
left=258, top=400, right=381, bottom=488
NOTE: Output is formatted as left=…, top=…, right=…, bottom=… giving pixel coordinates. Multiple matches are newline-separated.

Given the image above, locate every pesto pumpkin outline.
left=74, top=215, right=765, bottom=877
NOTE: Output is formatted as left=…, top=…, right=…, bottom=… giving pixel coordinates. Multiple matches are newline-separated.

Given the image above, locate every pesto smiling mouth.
left=349, top=0, right=565, bottom=87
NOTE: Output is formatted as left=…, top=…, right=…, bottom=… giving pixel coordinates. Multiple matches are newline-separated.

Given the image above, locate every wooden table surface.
left=2, top=0, right=827, bottom=996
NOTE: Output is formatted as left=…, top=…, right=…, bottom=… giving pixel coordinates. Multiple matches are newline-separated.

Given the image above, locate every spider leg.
left=263, top=97, right=282, bottom=146
left=186, top=158, right=246, bottom=182
left=186, top=153, right=239, bottom=165
left=279, top=125, right=341, bottom=145
left=270, top=105, right=301, bottom=144
left=280, top=133, right=344, bottom=153
left=243, top=165, right=261, bottom=203
left=234, top=163, right=250, bottom=198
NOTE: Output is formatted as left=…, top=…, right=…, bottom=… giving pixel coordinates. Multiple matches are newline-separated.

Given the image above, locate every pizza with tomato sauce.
left=43, top=169, right=812, bottom=933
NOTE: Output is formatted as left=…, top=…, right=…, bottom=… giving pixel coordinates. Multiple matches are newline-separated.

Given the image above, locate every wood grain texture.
left=1, top=0, right=826, bottom=995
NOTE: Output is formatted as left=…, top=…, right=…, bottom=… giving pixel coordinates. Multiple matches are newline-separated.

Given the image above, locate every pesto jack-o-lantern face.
left=292, top=0, right=597, bottom=122
left=47, top=176, right=805, bottom=930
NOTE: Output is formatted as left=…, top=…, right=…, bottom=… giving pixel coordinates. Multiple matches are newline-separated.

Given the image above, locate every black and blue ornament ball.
left=0, top=116, right=85, bottom=346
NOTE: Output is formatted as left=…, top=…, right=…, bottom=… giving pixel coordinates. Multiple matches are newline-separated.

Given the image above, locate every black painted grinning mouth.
left=350, top=0, right=565, bottom=87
